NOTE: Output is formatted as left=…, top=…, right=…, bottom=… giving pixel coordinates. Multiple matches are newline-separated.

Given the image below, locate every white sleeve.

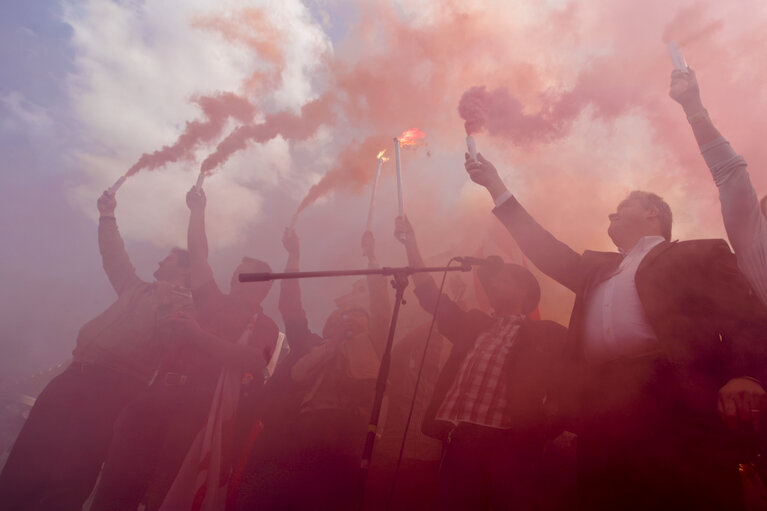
left=702, top=137, right=767, bottom=305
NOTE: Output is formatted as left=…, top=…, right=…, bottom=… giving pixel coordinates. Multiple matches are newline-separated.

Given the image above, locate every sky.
left=2, top=0, right=767, bottom=383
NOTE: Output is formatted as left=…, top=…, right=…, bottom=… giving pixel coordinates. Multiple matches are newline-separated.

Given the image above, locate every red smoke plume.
left=124, top=6, right=287, bottom=180
left=458, top=85, right=581, bottom=145
left=294, top=135, right=393, bottom=216
left=293, top=128, right=427, bottom=220
left=192, top=7, right=285, bottom=96
left=126, top=92, right=256, bottom=177
left=192, top=8, right=283, bottom=66
left=199, top=93, right=336, bottom=175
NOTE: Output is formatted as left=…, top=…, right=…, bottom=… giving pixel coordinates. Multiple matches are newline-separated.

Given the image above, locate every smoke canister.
left=466, top=135, right=478, bottom=162
left=667, top=42, right=688, bottom=72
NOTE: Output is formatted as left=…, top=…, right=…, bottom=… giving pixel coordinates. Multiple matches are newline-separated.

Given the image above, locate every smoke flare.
left=126, top=92, right=256, bottom=177
left=199, top=93, right=336, bottom=175
left=294, top=136, right=392, bottom=219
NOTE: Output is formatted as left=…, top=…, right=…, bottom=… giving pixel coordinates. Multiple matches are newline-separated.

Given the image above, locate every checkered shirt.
left=436, top=315, right=523, bottom=429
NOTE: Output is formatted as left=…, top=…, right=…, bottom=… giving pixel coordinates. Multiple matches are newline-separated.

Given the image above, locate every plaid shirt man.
left=436, top=315, right=523, bottom=429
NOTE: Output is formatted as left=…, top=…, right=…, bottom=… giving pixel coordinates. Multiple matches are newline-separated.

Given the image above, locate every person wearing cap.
left=394, top=216, right=567, bottom=511
left=463, top=152, right=767, bottom=510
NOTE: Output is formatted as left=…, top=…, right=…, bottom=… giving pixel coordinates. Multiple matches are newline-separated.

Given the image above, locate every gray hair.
left=627, top=190, right=672, bottom=241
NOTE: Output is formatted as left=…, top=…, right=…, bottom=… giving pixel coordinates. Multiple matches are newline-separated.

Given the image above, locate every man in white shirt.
left=464, top=153, right=767, bottom=510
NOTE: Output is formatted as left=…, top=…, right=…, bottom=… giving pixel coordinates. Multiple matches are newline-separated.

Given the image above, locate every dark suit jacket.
left=493, top=196, right=767, bottom=416
left=413, top=278, right=568, bottom=442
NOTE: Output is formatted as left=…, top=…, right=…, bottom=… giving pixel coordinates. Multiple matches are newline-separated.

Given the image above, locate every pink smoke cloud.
left=199, top=93, right=337, bottom=175
left=110, top=0, right=767, bottom=327
left=191, top=7, right=286, bottom=96
left=125, top=92, right=256, bottom=177
left=458, top=86, right=563, bottom=143
left=295, top=135, right=392, bottom=216
left=662, top=3, right=724, bottom=46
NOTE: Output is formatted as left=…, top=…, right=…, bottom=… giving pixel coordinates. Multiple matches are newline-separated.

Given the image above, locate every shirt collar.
left=618, top=235, right=665, bottom=258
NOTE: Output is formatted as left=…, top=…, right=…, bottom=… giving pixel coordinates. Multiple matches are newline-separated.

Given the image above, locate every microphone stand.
left=239, top=263, right=471, bottom=510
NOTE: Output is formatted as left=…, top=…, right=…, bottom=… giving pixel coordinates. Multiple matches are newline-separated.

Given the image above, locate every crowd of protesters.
left=2, top=68, right=767, bottom=511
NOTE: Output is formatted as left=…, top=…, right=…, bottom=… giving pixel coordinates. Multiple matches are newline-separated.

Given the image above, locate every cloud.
left=60, top=0, right=767, bottom=330
left=0, top=91, right=53, bottom=134
left=63, top=0, right=330, bottom=249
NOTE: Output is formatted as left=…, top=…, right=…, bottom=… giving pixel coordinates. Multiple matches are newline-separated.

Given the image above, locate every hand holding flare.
left=108, top=175, right=127, bottom=195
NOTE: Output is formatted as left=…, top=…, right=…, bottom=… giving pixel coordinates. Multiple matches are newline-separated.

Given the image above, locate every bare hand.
left=282, top=228, right=300, bottom=256
left=464, top=153, right=507, bottom=198
left=394, top=215, right=415, bottom=245
left=718, top=377, right=767, bottom=432
left=362, top=230, right=375, bottom=259
left=97, top=191, right=117, bottom=216
left=186, top=187, right=206, bottom=211
left=669, top=68, right=703, bottom=113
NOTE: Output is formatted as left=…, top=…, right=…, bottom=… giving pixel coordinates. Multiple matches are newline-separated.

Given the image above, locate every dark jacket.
left=413, top=278, right=568, bottom=442
left=492, top=196, right=767, bottom=415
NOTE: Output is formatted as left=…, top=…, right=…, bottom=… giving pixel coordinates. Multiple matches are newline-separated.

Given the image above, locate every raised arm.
left=97, top=190, right=141, bottom=295
left=278, top=228, right=314, bottom=353
left=284, top=228, right=335, bottom=385
left=464, top=154, right=584, bottom=293
left=393, top=216, right=429, bottom=288
left=670, top=69, right=767, bottom=305
left=186, top=187, right=215, bottom=290
left=394, top=216, right=488, bottom=344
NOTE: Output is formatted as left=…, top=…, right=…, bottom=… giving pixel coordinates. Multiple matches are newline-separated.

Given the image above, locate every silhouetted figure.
left=236, top=229, right=389, bottom=511
left=394, top=215, right=567, bottom=511
left=90, top=187, right=278, bottom=511
left=465, top=153, right=767, bottom=510
left=0, top=190, right=195, bottom=511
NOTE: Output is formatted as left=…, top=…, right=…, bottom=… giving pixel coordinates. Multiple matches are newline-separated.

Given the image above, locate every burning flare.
left=397, top=128, right=427, bottom=147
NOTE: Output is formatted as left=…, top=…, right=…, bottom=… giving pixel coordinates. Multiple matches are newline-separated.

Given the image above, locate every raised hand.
left=186, top=186, right=206, bottom=211
left=97, top=190, right=117, bottom=216
left=718, top=377, right=767, bottom=432
left=669, top=68, right=703, bottom=114
left=394, top=215, right=415, bottom=245
left=464, top=153, right=508, bottom=199
left=282, top=227, right=300, bottom=257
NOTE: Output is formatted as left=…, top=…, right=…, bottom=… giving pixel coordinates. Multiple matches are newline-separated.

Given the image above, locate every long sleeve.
left=492, top=196, right=584, bottom=293
left=278, top=276, right=315, bottom=356
left=186, top=205, right=216, bottom=290
left=701, top=138, right=767, bottom=305
left=98, top=217, right=141, bottom=296
left=412, top=277, right=489, bottom=347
